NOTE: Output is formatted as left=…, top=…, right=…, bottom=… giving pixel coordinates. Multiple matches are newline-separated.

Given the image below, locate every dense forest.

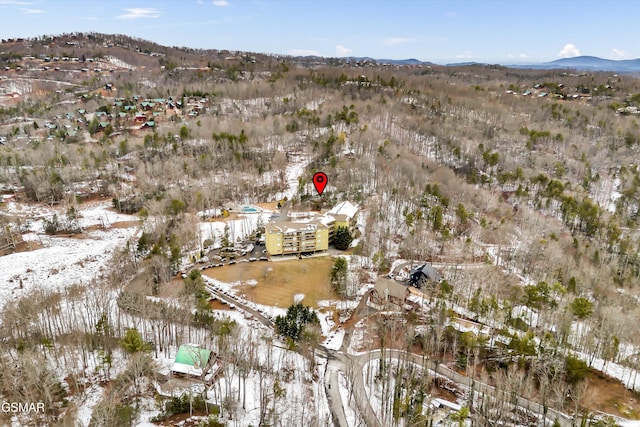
left=1, top=32, right=640, bottom=426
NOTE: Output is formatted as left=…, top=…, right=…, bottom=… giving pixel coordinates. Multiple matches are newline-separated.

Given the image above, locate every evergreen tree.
left=121, top=328, right=152, bottom=354
left=333, top=226, right=353, bottom=250
left=183, top=269, right=209, bottom=310
left=88, top=117, right=100, bottom=135
left=571, top=297, right=594, bottom=319
left=179, top=125, right=189, bottom=140
left=274, top=303, right=319, bottom=341
left=221, top=224, right=231, bottom=250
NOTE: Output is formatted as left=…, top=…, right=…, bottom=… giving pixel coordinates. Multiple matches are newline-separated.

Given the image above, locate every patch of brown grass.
left=203, top=257, right=337, bottom=308
left=255, top=201, right=279, bottom=211
left=2, top=239, right=43, bottom=255
left=583, top=370, right=640, bottom=419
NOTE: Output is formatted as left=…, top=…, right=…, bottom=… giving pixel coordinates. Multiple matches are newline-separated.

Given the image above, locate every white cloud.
left=0, top=1, right=32, bottom=4
left=455, top=51, right=472, bottom=59
left=509, top=53, right=528, bottom=59
left=20, top=7, right=44, bottom=14
left=611, top=48, right=633, bottom=60
left=335, top=45, right=352, bottom=57
left=116, top=8, right=161, bottom=20
left=213, top=0, right=229, bottom=6
left=446, top=11, right=457, bottom=17
left=383, top=37, right=415, bottom=46
left=288, top=49, right=322, bottom=57
left=557, top=43, right=581, bottom=58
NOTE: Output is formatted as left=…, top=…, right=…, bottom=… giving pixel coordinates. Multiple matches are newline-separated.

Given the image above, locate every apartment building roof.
left=265, top=220, right=328, bottom=234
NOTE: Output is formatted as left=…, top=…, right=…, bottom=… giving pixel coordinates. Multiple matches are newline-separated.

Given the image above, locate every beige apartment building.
left=265, top=221, right=329, bottom=256
left=264, top=201, right=358, bottom=257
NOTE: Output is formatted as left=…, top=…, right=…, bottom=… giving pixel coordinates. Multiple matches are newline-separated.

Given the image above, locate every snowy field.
left=0, top=201, right=140, bottom=309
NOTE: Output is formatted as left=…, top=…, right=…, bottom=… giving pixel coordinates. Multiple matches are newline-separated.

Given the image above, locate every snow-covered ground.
left=76, top=202, right=138, bottom=229
left=3, top=199, right=138, bottom=233
left=275, top=156, right=311, bottom=201
left=105, top=55, right=136, bottom=70
left=591, top=177, right=621, bottom=214
left=74, top=384, right=106, bottom=427
left=0, top=201, right=140, bottom=310
left=137, top=308, right=330, bottom=427
left=198, top=211, right=272, bottom=247
left=338, top=370, right=365, bottom=426
left=323, top=327, right=345, bottom=351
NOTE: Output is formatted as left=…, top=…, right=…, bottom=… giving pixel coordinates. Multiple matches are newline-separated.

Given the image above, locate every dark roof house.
left=409, top=263, right=441, bottom=287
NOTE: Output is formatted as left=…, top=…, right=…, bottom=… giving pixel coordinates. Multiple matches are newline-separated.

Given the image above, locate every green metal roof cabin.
left=171, top=344, right=214, bottom=378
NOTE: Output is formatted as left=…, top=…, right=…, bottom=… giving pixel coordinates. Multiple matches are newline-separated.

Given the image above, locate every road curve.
left=324, top=359, right=351, bottom=427
left=204, top=277, right=579, bottom=427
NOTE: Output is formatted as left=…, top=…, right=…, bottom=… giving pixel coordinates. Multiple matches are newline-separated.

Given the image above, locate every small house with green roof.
left=171, top=344, right=215, bottom=378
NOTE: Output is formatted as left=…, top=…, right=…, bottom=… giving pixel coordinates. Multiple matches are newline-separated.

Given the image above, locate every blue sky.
left=1, top=0, right=639, bottom=63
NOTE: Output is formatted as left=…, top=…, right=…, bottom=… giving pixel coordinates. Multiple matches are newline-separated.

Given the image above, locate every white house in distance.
left=322, top=200, right=359, bottom=241
left=327, top=201, right=359, bottom=231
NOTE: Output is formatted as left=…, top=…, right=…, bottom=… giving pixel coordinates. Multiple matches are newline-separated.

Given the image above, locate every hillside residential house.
left=409, top=263, right=442, bottom=288
left=367, top=278, right=409, bottom=311
left=319, top=200, right=359, bottom=241
left=326, top=201, right=359, bottom=232
left=134, top=113, right=147, bottom=123
left=140, top=120, right=155, bottom=129
left=171, top=344, right=217, bottom=380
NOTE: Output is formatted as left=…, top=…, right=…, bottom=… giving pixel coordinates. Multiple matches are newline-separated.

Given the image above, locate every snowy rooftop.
left=170, top=344, right=214, bottom=377
left=171, top=362, right=206, bottom=377
left=328, top=201, right=358, bottom=220
left=265, top=220, right=327, bottom=234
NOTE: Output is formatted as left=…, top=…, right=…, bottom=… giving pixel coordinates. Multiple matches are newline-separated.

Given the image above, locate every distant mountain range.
left=337, top=56, right=435, bottom=66
left=514, top=56, right=640, bottom=73
left=326, top=55, right=640, bottom=73
left=5, top=32, right=638, bottom=73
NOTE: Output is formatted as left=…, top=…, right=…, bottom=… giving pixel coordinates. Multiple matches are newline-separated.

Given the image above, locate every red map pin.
left=313, top=172, right=328, bottom=195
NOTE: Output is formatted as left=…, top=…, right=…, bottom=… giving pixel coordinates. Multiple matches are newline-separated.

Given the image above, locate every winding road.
left=204, top=277, right=581, bottom=427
